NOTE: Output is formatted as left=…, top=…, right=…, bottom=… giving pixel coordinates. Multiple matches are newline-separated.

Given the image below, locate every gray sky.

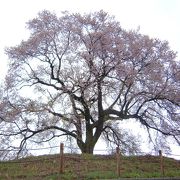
left=0, top=0, right=180, bottom=79
left=0, top=0, right=179, bottom=156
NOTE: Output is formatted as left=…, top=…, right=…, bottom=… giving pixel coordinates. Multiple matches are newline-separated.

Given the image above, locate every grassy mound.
left=0, top=154, right=179, bottom=179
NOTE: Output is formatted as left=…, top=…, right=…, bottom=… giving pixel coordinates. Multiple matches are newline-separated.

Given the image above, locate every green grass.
left=0, top=154, right=179, bottom=179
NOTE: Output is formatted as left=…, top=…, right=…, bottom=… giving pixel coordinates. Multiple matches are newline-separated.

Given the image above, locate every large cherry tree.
left=1, top=10, right=179, bottom=156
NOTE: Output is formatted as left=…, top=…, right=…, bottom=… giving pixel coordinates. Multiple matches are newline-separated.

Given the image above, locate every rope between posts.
left=0, top=145, right=59, bottom=152
left=0, top=145, right=180, bottom=157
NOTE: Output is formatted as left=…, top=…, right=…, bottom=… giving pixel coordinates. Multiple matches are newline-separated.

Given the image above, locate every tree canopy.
left=0, top=10, right=179, bottom=157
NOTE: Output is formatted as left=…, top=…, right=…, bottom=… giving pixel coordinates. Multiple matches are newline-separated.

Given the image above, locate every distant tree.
left=1, top=10, right=179, bottom=156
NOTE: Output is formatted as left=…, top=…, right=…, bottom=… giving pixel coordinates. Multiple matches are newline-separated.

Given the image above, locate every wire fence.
left=0, top=144, right=179, bottom=179
left=1, top=144, right=180, bottom=157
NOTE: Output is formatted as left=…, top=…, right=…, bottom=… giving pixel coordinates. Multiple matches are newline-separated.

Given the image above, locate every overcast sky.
left=0, top=0, right=179, bottom=156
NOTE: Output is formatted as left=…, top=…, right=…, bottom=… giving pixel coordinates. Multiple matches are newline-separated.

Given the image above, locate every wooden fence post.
left=159, top=150, right=164, bottom=177
left=116, top=146, right=121, bottom=177
left=60, top=143, right=64, bottom=174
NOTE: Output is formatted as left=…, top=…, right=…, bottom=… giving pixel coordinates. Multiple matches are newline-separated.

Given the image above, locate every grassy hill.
left=0, top=153, right=179, bottom=179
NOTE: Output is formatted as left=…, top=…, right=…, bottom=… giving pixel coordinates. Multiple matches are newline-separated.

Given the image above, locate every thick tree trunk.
left=77, top=135, right=97, bottom=154
left=80, top=143, right=95, bottom=154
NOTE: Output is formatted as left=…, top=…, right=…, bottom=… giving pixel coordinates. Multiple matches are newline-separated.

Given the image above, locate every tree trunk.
left=77, top=113, right=104, bottom=154
left=77, top=136, right=96, bottom=154
left=81, top=143, right=95, bottom=154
